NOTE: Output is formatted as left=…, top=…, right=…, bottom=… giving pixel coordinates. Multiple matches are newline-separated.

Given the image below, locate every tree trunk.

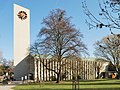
left=56, top=73, right=60, bottom=83
left=56, top=67, right=61, bottom=83
left=97, top=72, right=100, bottom=79
left=56, top=59, right=62, bottom=83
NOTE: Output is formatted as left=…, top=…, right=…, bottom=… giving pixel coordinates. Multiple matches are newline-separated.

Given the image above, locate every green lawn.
left=13, top=79, right=120, bottom=90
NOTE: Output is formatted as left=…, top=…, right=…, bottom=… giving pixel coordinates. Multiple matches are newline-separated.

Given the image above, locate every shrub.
left=50, top=76, right=56, bottom=81
left=77, top=75, right=81, bottom=80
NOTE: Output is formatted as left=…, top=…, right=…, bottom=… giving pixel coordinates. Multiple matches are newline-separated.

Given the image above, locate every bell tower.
left=14, top=4, right=30, bottom=66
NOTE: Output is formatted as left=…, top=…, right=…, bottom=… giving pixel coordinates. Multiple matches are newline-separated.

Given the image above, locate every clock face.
left=17, top=11, right=27, bottom=20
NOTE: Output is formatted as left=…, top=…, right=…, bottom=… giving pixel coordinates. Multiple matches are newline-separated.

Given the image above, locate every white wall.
left=14, top=4, right=30, bottom=66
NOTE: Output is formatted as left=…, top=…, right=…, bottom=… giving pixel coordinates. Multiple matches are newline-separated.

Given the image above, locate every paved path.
left=0, top=85, right=15, bottom=90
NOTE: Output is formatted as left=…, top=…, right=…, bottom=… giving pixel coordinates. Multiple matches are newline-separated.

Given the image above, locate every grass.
left=13, top=79, right=120, bottom=90
left=80, top=79, right=120, bottom=90
left=13, top=81, right=72, bottom=90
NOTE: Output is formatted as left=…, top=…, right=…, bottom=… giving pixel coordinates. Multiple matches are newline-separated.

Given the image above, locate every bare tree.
left=95, top=58, right=108, bottom=79
left=82, top=0, right=120, bottom=30
left=94, top=34, right=120, bottom=72
left=30, top=9, right=88, bottom=83
left=82, top=0, right=120, bottom=78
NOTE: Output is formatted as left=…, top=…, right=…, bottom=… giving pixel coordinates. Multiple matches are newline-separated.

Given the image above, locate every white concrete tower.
left=14, top=4, right=30, bottom=66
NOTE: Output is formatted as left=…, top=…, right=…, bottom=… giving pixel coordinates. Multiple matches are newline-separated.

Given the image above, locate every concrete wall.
left=14, top=55, right=34, bottom=80
left=14, top=4, right=30, bottom=66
